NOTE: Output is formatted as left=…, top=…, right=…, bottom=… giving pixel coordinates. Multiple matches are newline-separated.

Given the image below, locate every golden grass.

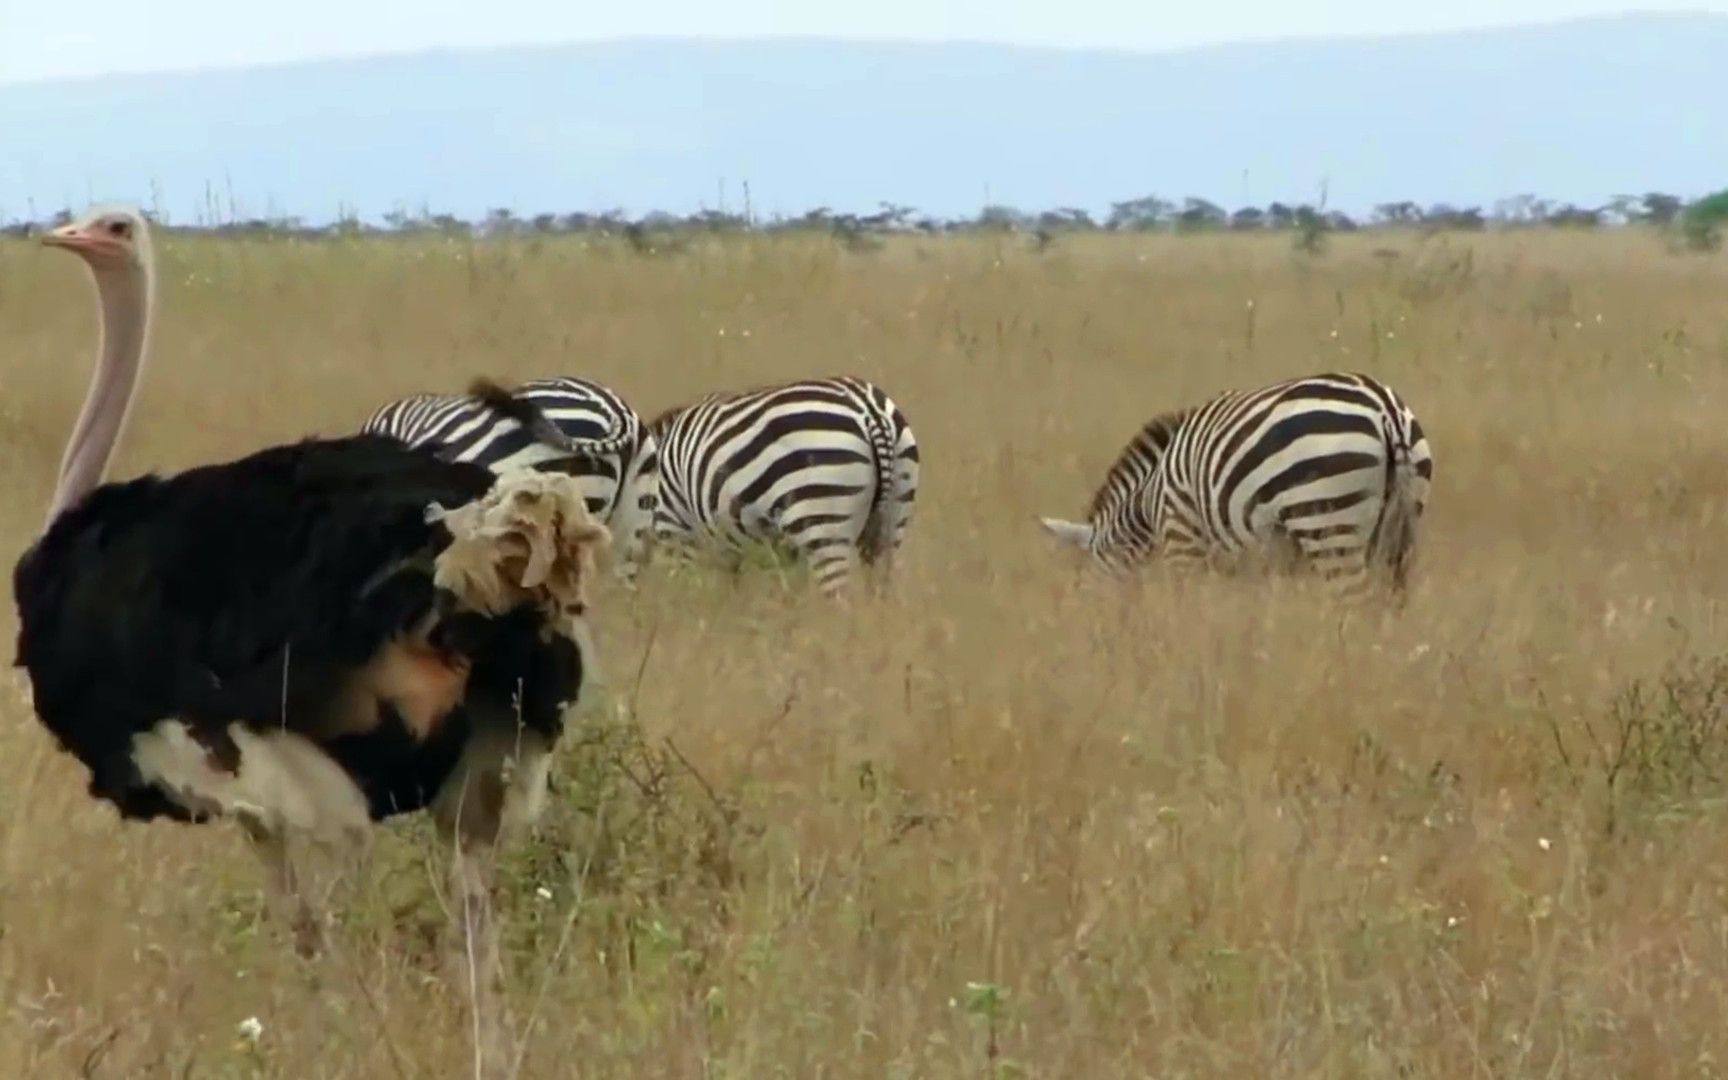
left=2, top=227, right=1728, bottom=1077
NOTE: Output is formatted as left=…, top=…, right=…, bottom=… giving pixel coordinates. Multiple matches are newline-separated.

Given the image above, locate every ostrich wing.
left=13, top=434, right=499, bottom=811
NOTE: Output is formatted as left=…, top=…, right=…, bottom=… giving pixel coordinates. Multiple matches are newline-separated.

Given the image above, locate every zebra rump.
left=1040, top=371, right=1432, bottom=593
left=647, top=375, right=919, bottom=596
left=361, top=375, right=659, bottom=584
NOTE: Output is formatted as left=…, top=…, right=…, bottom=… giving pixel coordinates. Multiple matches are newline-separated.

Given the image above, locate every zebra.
left=646, top=375, right=920, bottom=596
left=361, top=376, right=659, bottom=584
left=1040, top=371, right=1432, bottom=595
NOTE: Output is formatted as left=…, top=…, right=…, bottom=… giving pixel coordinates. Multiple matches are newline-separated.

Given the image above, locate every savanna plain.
left=1, top=226, right=1727, bottom=1079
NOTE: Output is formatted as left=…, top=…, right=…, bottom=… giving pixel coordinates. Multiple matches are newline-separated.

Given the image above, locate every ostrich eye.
left=107, top=220, right=130, bottom=238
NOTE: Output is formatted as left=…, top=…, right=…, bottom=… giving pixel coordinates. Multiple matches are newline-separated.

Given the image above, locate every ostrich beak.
left=41, top=223, right=110, bottom=258
left=41, top=224, right=84, bottom=248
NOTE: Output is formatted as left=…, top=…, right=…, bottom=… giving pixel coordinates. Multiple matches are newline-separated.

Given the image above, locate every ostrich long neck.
left=45, top=258, right=152, bottom=528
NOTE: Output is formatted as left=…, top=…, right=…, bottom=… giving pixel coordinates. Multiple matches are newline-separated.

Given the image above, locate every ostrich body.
left=12, top=207, right=609, bottom=1012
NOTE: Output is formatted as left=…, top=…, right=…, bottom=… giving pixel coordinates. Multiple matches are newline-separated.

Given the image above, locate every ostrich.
left=12, top=206, right=610, bottom=1005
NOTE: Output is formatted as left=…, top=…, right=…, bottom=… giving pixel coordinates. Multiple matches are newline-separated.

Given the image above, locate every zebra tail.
left=857, top=407, right=899, bottom=565
left=467, top=378, right=634, bottom=459
left=1369, top=416, right=1420, bottom=592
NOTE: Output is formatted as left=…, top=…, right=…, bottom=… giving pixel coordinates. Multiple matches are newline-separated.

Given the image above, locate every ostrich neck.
left=45, top=261, right=152, bottom=528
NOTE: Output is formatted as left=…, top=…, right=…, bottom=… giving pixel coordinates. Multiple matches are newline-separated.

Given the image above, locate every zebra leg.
left=712, top=542, right=747, bottom=581
left=1155, top=526, right=1212, bottom=579
left=1285, top=507, right=1408, bottom=606
left=1301, top=545, right=1383, bottom=604
left=802, top=537, right=862, bottom=599
left=615, top=517, right=652, bottom=588
left=648, top=518, right=706, bottom=580
left=609, top=463, right=659, bottom=589
left=1261, top=522, right=1306, bottom=577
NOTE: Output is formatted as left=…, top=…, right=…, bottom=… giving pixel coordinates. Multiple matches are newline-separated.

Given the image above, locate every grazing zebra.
left=1040, top=371, right=1432, bottom=595
left=362, top=376, right=658, bottom=583
left=647, top=376, right=919, bottom=596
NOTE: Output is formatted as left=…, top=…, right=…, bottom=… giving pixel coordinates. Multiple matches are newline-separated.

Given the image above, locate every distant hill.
left=1, top=14, right=1723, bottom=225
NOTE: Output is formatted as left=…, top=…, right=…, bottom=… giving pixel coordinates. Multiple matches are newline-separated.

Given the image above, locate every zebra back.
left=361, top=378, right=635, bottom=462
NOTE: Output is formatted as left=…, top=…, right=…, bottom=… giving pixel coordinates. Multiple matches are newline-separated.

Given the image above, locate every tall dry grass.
left=1, top=227, right=1727, bottom=1077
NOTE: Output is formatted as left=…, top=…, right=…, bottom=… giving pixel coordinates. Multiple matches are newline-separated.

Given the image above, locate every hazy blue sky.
left=4, top=0, right=1724, bottom=84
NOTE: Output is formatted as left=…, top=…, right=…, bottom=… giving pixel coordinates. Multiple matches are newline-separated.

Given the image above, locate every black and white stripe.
left=647, top=376, right=919, bottom=596
left=1041, top=371, right=1432, bottom=593
left=362, top=376, right=659, bottom=583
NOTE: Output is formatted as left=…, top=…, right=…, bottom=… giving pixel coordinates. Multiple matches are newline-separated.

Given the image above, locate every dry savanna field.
left=1, top=225, right=1727, bottom=1078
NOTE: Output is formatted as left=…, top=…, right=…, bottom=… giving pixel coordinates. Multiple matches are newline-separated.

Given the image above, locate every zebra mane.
left=1086, top=406, right=1195, bottom=520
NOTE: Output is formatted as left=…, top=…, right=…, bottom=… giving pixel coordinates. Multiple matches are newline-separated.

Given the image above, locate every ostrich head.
left=42, top=207, right=154, bottom=271
left=39, top=205, right=156, bottom=530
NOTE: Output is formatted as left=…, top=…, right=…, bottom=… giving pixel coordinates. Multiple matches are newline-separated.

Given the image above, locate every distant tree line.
left=4, top=189, right=1725, bottom=250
